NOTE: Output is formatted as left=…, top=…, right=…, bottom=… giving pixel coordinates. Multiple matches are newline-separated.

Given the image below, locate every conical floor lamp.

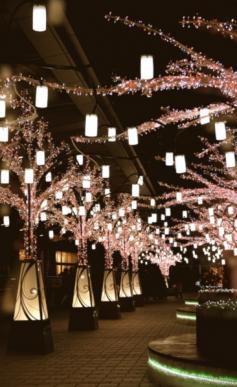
left=68, top=264, right=98, bottom=330
left=100, top=268, right=121, bottom=319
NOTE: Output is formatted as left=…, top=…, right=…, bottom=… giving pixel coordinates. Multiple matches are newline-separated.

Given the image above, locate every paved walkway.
left=0, top=299, right=194, bottom=387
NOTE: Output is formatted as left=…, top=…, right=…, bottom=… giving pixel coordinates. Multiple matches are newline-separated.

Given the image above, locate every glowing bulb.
left=140, top=55, right=154, bottom=80
left=32, top=4, right=47, bottom=32
left=128, top=127, right=138, bottom=145
left=35, top=85, right=48, bottom=108
left=79, top=206, right=86, bottom=216
left=85, top=114, right=98, bottom=137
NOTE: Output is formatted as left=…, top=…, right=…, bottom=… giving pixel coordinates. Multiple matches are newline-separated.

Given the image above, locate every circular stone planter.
left=176, top=306, right=196, bottom=325
left=196, top=302, right=237, bottom=367
left=148, top=334, right=237, bottom=387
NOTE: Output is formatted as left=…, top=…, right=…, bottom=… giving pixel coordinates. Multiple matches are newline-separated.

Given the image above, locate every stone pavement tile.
left=0, top=300, right=194, bottom=387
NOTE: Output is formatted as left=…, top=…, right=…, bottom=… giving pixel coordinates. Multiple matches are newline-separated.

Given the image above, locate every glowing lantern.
left=175, top=155, right=186, bottom=174
left=225, top=151, right=235, bottom=168
left=128, top=127, right=138, bottom=145
left=32, top=4, right=47, bottom=32
left=199, top=108, right=210, bottom=125
left=102, top=165, right=110, bottom=178
left=132, top=184, right=140, bottom=197
left=35, top=85, right=48, bottom=108
left=24, top=169, right=34, bottom=184
left=140, top=55, right=154, bottom=80
left=215, top=122, right=226, bottom=141
left=108, top=127, right=116, bottom=142
left=165, top=152, right=174, bottom=166
left=85, top=114, right=98, bottom=137
left=1, top=169, right=9, bottom=184
left=36, top=150, right=45, bottom=166
left=0, top=127, right=8, bottom=142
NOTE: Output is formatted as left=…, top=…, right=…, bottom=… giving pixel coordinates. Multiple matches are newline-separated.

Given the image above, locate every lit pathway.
left=0, top=299, right=194, bottom=387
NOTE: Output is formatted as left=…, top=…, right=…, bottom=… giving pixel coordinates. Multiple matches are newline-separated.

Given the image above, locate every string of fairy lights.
left=2, top=2, right=237, bottom=272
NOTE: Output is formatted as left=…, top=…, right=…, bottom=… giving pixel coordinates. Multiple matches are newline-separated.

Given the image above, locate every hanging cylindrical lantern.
left=165, top=208, right=171, bottom=217
left=108, top=127, right=116, bottom=142
left=79, top=206, right=86, bottom=216
left=175, top=155, right=186, bottom=174
left=131, top=200, right=137, bottom=210
left=45, top=172, right=52, bottom=182
left=128, top=127, right=138, bottom=145
left=132, top=184, right=140, bottom=197
left=225, top=151, right=236, bottom=168
left=32, top=4, right=47, bottom=32
left=165, top=152, right=174, bottom=166
left=215, top=122, right=226, bottom=141
left=85, top=192, right=92, bottom=202
left=140, top=55, right=154, bottom=80
left=0, top=98, right=6, bottom=118
left=76, top=154, right=84, bottom=165
left=0, top=126, right=8, bottom=142
left=176, top=192, right=182, bottom=202
left=36, top=150, right=45, bottom=166
left=0, top=169, right=9, bottom=184
left=102, top=165, right=110, bottom=178
left=35, top=85, right=48, bottom=108
left=85, top=114, right=98, bottom=137
left=49, top=230, right=54, bottom=239
left=3, top=215, right=10, bottom=227
left=82, top=175, right=91, bottom=189
left=40, top=212, right=47, bottom=222
left=24, top=169, right=34, bottom=184
left=199, top=108, right=210, bottom=125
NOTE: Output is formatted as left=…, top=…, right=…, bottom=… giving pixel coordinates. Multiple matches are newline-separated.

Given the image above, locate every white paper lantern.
left=150, top=198, right=156, bottom=207
left=0, top=169, right=9, bottom=184
left=3, top=216, right=10, bottom=227
left=24, top=168, right=34, bottom=184
left=0, top=127, right=8, bottom=142
left=76, top=154, right=84, bottom=165
left=215, top=122, right=226, bottom=141
left=55, top=191, right=63, bottom=200
left=0, top=99, right=6, bottom=118
left=208, top=207, right=214, bottom=216
left=225, top=151, right=236, bottom=168
left=35, top=85, right=48, bottom=108
left=82, top=175, right=91, bottom=189
left=151, top=213, right=157, bottom=223
left=176, top=192, right=182, bottom=202
left=234, top=248, right=237, bottom=256
left=85, top=192, right=92, bottom=202
left=32, top=4, right=47, bottom=31
left=165, top=152, right=174, bottom=166
left=128, top=127, right=138, bottom=145
left=108, top=127, right=116, bottom=142
left=48, top=230, right=54, bottom=239
left=45, top=172, right=52, bottom=182
left=85, top=114, right=98, bottom=137
left=161, top=214, right=165, bottom=221
left=40, top=212, right=47, bottom=222
left=138, top=175, right=144, bottom=185
left=131, top=200, right=137, bottom=210
left=182, top=210, right=188, bottom=218
left=140, top=55, right=154, bottom=80
left=199, top=108, right=210, bottom=125
left=119, top=207, right=125, bottom=217
left=132, top=184, right=140, bottom=197
left=165, top=208, right=171, bottom=217
left=36, top=150, right=45, bottom=166
left=79, top=206, right=86, bottom=216
left=62, top=206, right=71, bottom=215
left=228, top=206, right=234, bottom=215
left=175, top=155, right=186, bottom=174
left=197, top=196, right=203, bottom=205
left=102, top=165, right=110, bottom=178
left=104, top=188, right=110, bottom=197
